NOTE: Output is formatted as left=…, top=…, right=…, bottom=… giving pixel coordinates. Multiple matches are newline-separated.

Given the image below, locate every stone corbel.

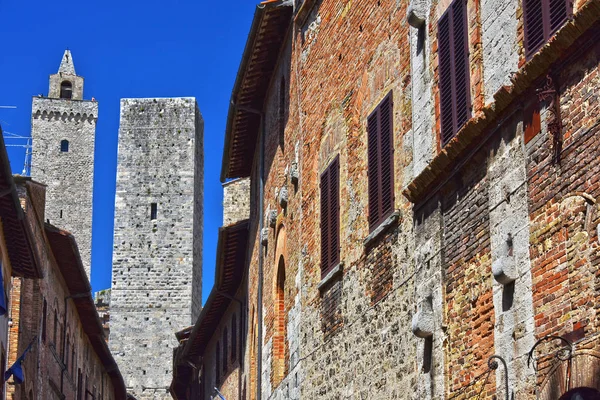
left=290, top=161, right=299, bottom=185
left=492, top=234, right=517, bottom=285
left=266, top=206, right=277, bottom=228
left=412, top=295, right=434, bottom=338
left=261, top=228, right=269, bottom=246
left=279, top=186, right=289, bottom=209
left=407, top=0, right=427, bottom=28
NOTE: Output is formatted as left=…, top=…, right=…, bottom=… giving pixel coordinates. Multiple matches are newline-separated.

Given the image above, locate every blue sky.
left=0, top=0, right=256, bottom=303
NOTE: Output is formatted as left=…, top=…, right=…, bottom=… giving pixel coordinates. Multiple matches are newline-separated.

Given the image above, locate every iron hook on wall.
left=488, top=355, right=510, bottom=400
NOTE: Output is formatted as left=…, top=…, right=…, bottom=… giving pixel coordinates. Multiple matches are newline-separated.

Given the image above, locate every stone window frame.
left=60, top=81, right=73, bottom=100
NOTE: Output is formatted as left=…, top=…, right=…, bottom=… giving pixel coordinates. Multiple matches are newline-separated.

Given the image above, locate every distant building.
left=0, top=128, right=41, bottom=399
left=30, top=50, right=97, bottom=279
left=6, top=177, right=127, bottom=400
left=110, top=98, right=203, bottom=399
left=94, top=289, right=111, bottom=341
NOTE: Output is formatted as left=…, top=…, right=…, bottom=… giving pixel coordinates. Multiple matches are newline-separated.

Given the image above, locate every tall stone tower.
left=111, top=98, right=203, bottom=399
left=30, top=50, right=97, bottom=278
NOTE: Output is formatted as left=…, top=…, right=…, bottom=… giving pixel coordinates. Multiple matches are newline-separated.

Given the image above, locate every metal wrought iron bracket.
left=536, top=74, right=563, bottom=165
left=488, top=355, right=510, bottom=400
left=527, top=334, right=573, bottom=372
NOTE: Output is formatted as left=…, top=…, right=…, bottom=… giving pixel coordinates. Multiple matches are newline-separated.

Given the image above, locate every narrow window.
left=60, top=81, right=73, bottom=99
left=42, top=299, right=47, bottom=342
left=216, top=341, right=221, bottom=384
left=66, top=337, right=70, bottom=368
left=523, top=0, right=572, bottom=58
left=77, top=369, right=83, bottom=400
left=71, top=345, right=76, bottom=376
left=150, top=203, right=157, bottom=220
left=53, top=310, right=59, bottom=347
left=367, top=92, right=395, bottom=231
left=60, top=210, right=63, bottom=218
left=231, top=314, right=237, bottom=362
left=320, top=156, right=340, bottom=277
left=61, top=140, right=69, bottom=152
left=438, top=0, right=470, bottom=146
left=279, top=76, right=286, bottom=149
left=222, top=328, right=228, bottom=374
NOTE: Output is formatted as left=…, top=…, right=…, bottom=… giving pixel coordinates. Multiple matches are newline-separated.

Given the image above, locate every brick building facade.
left=172, top=0, right=600, bottom=398
left=5, top=178, right=126, bottom=400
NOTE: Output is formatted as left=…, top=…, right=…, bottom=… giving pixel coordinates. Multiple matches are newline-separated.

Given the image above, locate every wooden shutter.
left=367, top=92, right=395, bottom=231
left=439, top=0, right=470, bottom=146
left=329, top=157, right=340, bottom=270
left=367, top=112, right=380, bottom=228
left=524, top=0, right=571, bottom=58
left=320, top=156, right=339, bottom=277
left=320, top=167, right=330, bottom=273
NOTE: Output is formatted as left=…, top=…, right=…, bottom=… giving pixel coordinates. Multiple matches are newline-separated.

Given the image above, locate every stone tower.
left=111, top=98, right=203, bottom=399
left=30, top=50, right=97, bottom=278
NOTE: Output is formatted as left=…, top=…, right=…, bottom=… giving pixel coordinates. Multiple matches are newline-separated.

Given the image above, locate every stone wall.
left=8, top=180, right=118, bottom=400
left=30, top=97, right=97, bottom=279
left=111, top=98, right=203, bottom=399
left=223, top=178, right=251, bottom=226
left=234, top=0, right=600, bottom=399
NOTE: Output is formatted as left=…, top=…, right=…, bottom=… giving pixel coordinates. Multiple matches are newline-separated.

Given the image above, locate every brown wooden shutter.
left=320, top=167, right=330, bottom=274
left=321, top=156, right=340, bottom=277
left=524, top=0, right=545, bottom=57
left=438, top=0, right=470, bottom=146
left=524, top=0, right=571, bottom=58
left=379, top=95, right=394, bottom=220
left=452, top=0, right=470, bottom=131
left=368, top=92, right=395, bottom=231
left=367, top=111, right=381, bottom=228
left=329, top=157, right=340, bottom=270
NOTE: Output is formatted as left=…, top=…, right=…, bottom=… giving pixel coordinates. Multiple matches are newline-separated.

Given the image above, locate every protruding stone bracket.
left=492, top=233, right=517, bottom=285
left=412, top=295, right=434, bottom=338
left=407, top=0, right=427, bottom=28
left=290, top=161, right=299, bottom=185
left=266, top=207, right=277, bottom=228
left=279, top=185, right=289, bottom=209
left=261, top=228, right=269, bottom=246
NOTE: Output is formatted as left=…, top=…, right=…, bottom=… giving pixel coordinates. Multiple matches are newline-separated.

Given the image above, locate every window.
left=53, top=310, right=59, bottom=347
left=150, top=203, right=157, bottom=220
left=438, top=0, right=470, bottom=146
left=320, top=156, right=340, bottom=277
left=222, top=328, right=228, bottom=374
left=367, top=92, right=395, bottom=230
left=60, top=81, right=73, bottom=99
left=523, top=0, right=572, bottom=58
left=273, top=258, right=286, bottom=381
left=279, top=76, right=286, bottom=149
left=61, top=140, right=69, bottom=152
left=231, top=314, right=237, bottom=362
left=216, top=341, right=221, bottom=384
left=42, top=299, right=47, bottom=342
left=66, top=336, right=70, bottom=368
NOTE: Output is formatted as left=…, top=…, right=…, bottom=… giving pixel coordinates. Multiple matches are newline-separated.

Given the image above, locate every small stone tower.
left=111, top=98, right=203, bottom=399
left=30, top=50, right=97, bottom=278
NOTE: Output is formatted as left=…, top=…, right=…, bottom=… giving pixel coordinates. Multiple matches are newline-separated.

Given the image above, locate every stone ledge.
left=402, top=0, right=600, bottom=204
left=318, top=262, right=343, bottom=292
left=363, top=211, right=400, bottom=248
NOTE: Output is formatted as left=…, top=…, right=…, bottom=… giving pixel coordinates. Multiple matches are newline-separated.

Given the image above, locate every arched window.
left=60, top=81, right=73, bottom=99
left=222, top=327, right=228, bottom=374
left=60, top=139, right=69, bottom=152
left=273, top=256, right=286, bottom=383
left=53, top=310, right=59, bottom=347
left=231, top=313, right=237, bottom=362
left=66, top=336, right=70, bottom=368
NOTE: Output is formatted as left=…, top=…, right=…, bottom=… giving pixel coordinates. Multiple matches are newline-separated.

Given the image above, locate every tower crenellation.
left=30, top=49, right=97, bottom=279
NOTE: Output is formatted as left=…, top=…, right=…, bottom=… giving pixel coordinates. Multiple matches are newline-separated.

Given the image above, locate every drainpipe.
left=232, top=102, right=265, bottom=400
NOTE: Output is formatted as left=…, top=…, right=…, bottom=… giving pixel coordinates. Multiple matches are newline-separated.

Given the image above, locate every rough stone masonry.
left=30, top=50, right=97, bottom=278
left=110, top=98, right=203, bottom=399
